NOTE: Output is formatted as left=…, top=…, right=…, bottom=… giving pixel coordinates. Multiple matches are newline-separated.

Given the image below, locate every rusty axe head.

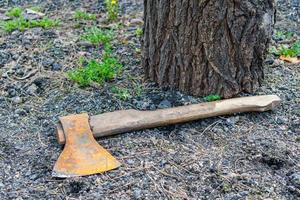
left=52, top=113, right=120, bottom=178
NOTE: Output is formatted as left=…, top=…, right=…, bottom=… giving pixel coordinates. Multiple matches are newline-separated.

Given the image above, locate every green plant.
left=31, top=17, right=60, bottom=28
left=135, top=47, right=141, bottom=54
left=5, top=7, right=22, bottom=18
left=0, top=17, right=59, bottom=32
left=74, top=22, right=81, bottom=29
left=274, top=30, right=293, bottom=40
left=112, top=87, right=132, bottom=100
left=279, top=41, right=300, bottom=57
left=135, top=27, right=143, bottom=37
left=222, top=182, right=232, bottom=193
left=67, top=45, right=121, bottom=86
left=105, top=0, right=118, bottom=21
left=81, top=27, right=114, bottom=45
left=0, top=17, right=28, bottom=32
left=134, top=84, right=143, bottom=97
left=112, top=22, right=125, bottom=30
left=204, top=95, right=221, bottom=102
left=269, top=46, right=279, bottom=55
left=74, top=10, right=97, bottom=21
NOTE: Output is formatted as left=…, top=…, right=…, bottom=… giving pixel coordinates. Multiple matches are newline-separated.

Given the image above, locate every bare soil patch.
left=0, top=0, right=299, bottom=199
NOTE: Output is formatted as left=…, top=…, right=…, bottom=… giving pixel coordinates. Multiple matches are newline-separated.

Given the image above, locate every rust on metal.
left=52, top=113, right=120, bottom=178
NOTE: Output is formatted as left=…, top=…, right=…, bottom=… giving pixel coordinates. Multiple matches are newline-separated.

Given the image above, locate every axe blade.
left=52, top=113, right=120, bottom=178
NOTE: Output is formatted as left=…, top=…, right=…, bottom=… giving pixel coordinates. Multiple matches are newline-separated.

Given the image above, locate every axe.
left=53, top=95, right=281, bottom=178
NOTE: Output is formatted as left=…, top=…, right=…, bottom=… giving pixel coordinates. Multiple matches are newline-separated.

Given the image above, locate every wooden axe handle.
left=57, top=95, right=281, bottom=144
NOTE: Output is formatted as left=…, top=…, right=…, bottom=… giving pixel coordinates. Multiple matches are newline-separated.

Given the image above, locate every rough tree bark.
left=143, top=0, right=275, bottom=98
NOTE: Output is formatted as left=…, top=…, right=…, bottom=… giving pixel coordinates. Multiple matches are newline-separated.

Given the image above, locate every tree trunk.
left=142, top=0, right=275, bottom=98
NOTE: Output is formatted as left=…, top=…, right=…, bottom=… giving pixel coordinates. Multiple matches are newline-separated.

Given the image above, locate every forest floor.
left=0, top=0, right=299, bottom=199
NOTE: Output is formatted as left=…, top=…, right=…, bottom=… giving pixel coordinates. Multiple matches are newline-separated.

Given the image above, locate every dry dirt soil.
left=0, top=0, right=299, bottom=199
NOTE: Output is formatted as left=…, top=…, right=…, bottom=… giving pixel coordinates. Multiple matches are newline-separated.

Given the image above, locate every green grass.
left=204, top=95, right=221, bottom=102
left=112, top=87, right=132, bottom=100
left=135, top=28, right=143, bottom=37
left=32, top=17, right=60, bottom=28
left=0, top=17, right=60, bottom=32
left=1, top=6, right=59, bottom=32
left=5, top=7, right=22, bottom=18
left=133, top=84, right=143, bottom=97
left=279, top=41, right=300, bottom=57
left=74, top=10, right=97, bottom=21
left=0, top=17, right=28, bottom=32
left=274, top=30, right=294, bottom=40
left=81, top=27, right=114, bottom=45
left=67, top=45, right=121, bottom=86
left=105, top=0, right=119, bottom=21
left=269, top=41, right=300, bottom=58
left=269, top=46, right=280, bottom=55
left=222, top=182, right=232, bottom=193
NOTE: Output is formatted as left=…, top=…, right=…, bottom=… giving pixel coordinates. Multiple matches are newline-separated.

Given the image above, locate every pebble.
left=33, top=77, right=45, bottom=87
left=158, top=99, right=171, bottom=109
left=27, top=84, right=38, bottom=95
left=0, top=51, right=11, bottom=66
left=51, top=63, right=62, bottom=71
left=287, top=185, right=297, bottom=192
left=7, top=88, right=17, bottom=97
left=289, top=172, right=300, bottom=188
left=29, top=174, right=38, bottom=180
left=225, top=193, right=242, bottom=200
left=22, top=9, right=45, bottom=20
left=278, top=86, right=289, bottom=91
left=0, top=13, right=11, bottom=21
left=15, top=68, right=24, bottom=76
left=0, top=96, right=5, bottom=103
left=11, top=96, right=23, bottom=104
left=133, top=188, right=142, bottom=198
left=133, top=99, right=151, bottom=110
left=130, top=18, right=143, bottom=26
left=226, top=116, right=240, bottom=126
left=126, top=159, right=135, bottom=165
left=276, top=116, right=289, bottom=124
left=274, top=59, right=284, bottom=66
left=42, top=59, right=54, bottom=69
left=265, top=58, right=274, bottom=65
left=42, top=30, right=58, bottom=39
left=77, top=41, right=94, bottom=48
left=1, top=72, right=8, bottom=78
left=15, top=108, right=27, bottom=116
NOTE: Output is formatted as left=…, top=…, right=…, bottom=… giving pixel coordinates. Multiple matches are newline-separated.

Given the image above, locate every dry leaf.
left=279, top=55, right=300, bottom=64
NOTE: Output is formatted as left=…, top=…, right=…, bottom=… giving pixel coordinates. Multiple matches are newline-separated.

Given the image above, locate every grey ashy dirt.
left=0, top=0, right=299, bottom=199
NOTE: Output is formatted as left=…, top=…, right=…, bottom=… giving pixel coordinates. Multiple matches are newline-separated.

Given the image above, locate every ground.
left=0, top=0, right=299, bottom=199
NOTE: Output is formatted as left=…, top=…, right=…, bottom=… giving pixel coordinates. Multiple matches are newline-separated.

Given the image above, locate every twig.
left=152, top=165, right=182, bottom=180
left=13, top=69, right=38, bottom=80
left=146, top=172, right=168, bottom=198
left=106, top=181, right=135, bottom=194
left=109, top=165, right=152, bottom=182
left=200, top=120, right=222, bottom=135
